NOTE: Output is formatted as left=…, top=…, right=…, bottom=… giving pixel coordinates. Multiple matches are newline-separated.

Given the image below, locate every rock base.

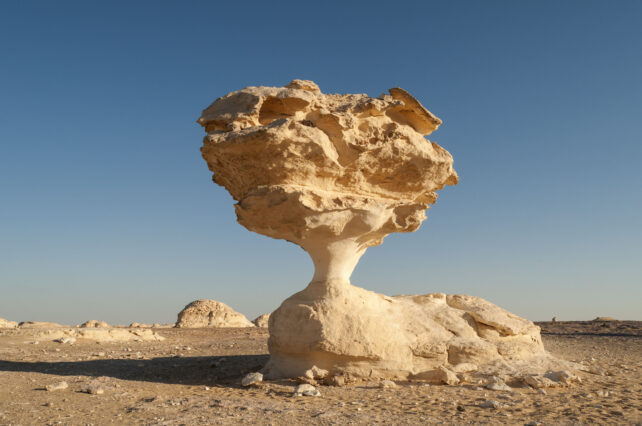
left=264, top=281, right=570, bottom=382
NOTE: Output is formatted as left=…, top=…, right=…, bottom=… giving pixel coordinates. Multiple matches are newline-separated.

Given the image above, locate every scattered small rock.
left=293, top=384, right=320, bottom=397
left=82, top=383, right=106, bottom=395
left=241, top=372, right=263, bottom=387
left=45, top=381, right=68, bottom=392
left=479, top=400, right=502, bottom=409
left=53, top=337, right=76, bottom=344
left=523, top=374, right=557, bottom=389
left=325, top=375, right=346, bottom=387
left=304, top=366, right=329, bottom=380
left=379, top=380, right=397, bottom=389
left=456, top=404, right=466, bottom=412
left=436, top=366, right=459, bottom=386
left=486, top=382, right=512, bottom=392
left=544, top=370, right=581, bottom=386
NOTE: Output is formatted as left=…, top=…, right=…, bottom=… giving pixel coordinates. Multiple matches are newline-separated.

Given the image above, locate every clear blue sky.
left=1, top=1, right=640, bottom=325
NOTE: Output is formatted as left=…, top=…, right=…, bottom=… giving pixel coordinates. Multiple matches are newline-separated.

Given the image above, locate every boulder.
left=175, top=299, right=254, bottom=328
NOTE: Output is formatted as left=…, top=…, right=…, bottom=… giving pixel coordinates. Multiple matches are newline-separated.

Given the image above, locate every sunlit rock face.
left=199, top=80, right=457, bottom=283
left=198, top=81, right=562, bottom=381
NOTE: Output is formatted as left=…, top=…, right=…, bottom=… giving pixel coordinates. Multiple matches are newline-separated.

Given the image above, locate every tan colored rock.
left=0, top=318, right=18, bottom=328
left=304, top=365, right=329, bottom=380
left=198, top=80, right=566, bottom=381
left=129, top=322, right=152, bottom=328
left=175, top=299, right=254, bottom=328
left=45, top=381, right=69, bottom=392
left=545, top=370, right=582, bottom=385
left=523, top=374, right=559, bottom=389
left=252, top=313, right=270, bottom=328
left=77, top=320, right=110, bottom=328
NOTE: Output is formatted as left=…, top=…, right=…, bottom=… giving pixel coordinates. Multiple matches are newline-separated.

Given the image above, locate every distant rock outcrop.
left=77, top=320, right=110, bottom=328
left=129, top=322, right=152, bottom=328
left=252, top=313, right=270, bottom=328
left=0, top=318, right=18, bottom=328
left=175, top=300, right=254, bottom=328
left=19, top=321, right=68, bottom=328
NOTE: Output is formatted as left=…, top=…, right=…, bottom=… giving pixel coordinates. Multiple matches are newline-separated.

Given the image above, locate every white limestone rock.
left=175, top=299, right=254, bottom=328
left=252, top=313, right=270, bottom=328
left=241, top=372, right=263, bottom=386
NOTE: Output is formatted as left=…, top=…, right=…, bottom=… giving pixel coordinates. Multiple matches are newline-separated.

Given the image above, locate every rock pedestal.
left=198, top=80, right=563, bottom=381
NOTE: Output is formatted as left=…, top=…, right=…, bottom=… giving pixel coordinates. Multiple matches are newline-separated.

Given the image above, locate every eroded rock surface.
left=198, top=80, right=563, bottom=381
left=199, top=79, right=458, bottom=283
left=265, top=285, right=560, bottom=380
left=176, top=300, right=254, bottom=328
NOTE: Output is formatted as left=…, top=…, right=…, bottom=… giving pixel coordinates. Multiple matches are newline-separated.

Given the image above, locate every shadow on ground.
left=0, top=355, right=269, bottom=386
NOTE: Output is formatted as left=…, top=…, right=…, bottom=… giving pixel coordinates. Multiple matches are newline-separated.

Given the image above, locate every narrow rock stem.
left=303, top=239, right=366, bottom=284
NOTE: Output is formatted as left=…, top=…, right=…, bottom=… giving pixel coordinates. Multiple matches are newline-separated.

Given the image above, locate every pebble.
left=456, top=404, right=465, bottom=412
left=486, top=382, right=512, bottom=392
left=241, top=372, right=263, bottom=387
left=326, top=375, right=346, bottom=387
left=379, top=380, right=397, bottom=389
left=83, top=384, right=105, bottom=395
left=479, top=400, right=501, bottom=409
left=293, top=384, right=320, bottom=397
left=45, top=381, right=68, bottom=392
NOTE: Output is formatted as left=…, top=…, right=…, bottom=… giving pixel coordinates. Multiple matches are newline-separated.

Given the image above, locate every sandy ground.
left=0, top=321, right=640, bottom=425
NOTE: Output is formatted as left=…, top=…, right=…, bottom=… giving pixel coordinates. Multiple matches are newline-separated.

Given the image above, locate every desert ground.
left=0, top=321, right=640, bottom=425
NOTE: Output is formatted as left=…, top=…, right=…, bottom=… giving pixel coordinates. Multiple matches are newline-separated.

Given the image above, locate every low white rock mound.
left=175, top=299, right=254, bottom=328
left=252, top=313, right=270, bottom=328
left=77, top=320, right=110, bottom=328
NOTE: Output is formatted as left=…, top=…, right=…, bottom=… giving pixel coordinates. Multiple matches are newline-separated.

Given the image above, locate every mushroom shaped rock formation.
left=198, top=80, right=559, bottom=381
left=176, top=299, right=254, bottom=328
